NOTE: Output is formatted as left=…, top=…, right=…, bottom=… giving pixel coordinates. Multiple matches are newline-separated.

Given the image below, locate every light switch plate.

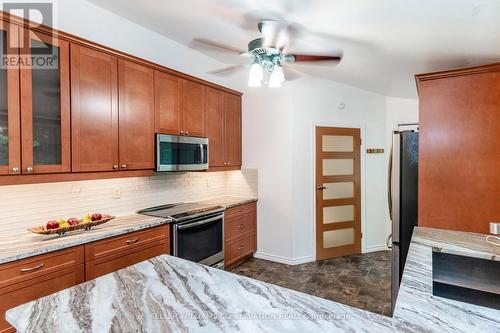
left=113, top=187, right=121, bottom=199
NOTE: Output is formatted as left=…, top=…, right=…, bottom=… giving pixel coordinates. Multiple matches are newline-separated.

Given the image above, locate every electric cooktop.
left=137, top=202, right=224, bottom=222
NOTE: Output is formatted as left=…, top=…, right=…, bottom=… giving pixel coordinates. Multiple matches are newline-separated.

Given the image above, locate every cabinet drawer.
left=0, top=264, right=84, bottom=333
left=225, top=202, right=256, bottom=220
left=85, top=225, right=169, bottom=262
left=225, top=232, right=256, bottom=267
left=85, top=241, right=169, bottom=280
left=0, top=246, right=84, bottom=290
left=225, top=212, right=256, bottom=243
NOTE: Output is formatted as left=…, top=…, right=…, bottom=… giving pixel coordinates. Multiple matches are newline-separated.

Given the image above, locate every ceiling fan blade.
left=285, top=54, right=342, bottom=63
left=207, top=64, right=245, bottom=77
left=190, top=38, right=246, bottom=56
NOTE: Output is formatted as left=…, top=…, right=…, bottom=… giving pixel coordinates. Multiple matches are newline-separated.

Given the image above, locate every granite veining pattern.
left=7, top=255, right=400, bottom=333
left=197, top=196, right=257, bottom=209
left=5, top=226, right=499, bottom=332
left=0, top=214, right=171, bottom=264
left=0, top=196, right=256, bottom=265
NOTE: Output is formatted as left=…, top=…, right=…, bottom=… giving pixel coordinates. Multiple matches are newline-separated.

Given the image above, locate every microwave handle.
left=199, top=144, right=204, bottom=163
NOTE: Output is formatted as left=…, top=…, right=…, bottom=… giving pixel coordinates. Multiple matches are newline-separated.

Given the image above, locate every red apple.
left=67, top=218, right=79, bottom=226
left=91, top=213, right=102, bottom=221
left=46, top=221, right=59, bottom=230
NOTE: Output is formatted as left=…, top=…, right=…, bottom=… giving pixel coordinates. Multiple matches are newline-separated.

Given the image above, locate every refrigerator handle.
left=388, top=143, right=393, bottom=221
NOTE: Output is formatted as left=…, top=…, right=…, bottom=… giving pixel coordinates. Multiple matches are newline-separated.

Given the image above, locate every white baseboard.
left=253, top=252, right=315, bottom=266
left=364, top=244, right=389, bottom=253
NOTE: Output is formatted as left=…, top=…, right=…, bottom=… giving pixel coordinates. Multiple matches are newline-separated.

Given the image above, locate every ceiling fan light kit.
left=193, top=19, right=342, bottom=88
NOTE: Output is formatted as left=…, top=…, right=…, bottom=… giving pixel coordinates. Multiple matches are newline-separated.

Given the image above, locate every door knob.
left=26, top=167, right=33, bottom=173
left=317, top=185, right=327, bottom=190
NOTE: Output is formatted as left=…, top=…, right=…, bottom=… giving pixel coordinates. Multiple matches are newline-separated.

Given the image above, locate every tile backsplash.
left=0, top=169, right=257, bottom=236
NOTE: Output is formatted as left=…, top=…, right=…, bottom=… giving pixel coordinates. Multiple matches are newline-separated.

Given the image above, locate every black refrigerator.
left=388, top=127, right=419, bottom=313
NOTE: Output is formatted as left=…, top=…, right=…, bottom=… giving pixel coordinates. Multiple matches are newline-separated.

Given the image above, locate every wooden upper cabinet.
left=19, top=30, right=71, bottom=175
left=154, top=70, right=182, bottom=135
left=0, top=22, right=20, bottom=176
left=70, top=45, right=119, bottom=172
left=118, top=60, right=155, bottom=170
left=417, top=64, right=500, bottom=234
left=224, top=93, right=242, bottom=167
left=205, top=88, right=225, bottom=167
left=182, top=79, right=205, bottom=137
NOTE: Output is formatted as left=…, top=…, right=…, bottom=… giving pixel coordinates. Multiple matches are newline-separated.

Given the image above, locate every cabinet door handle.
left=126, top=238, right=139, bottom=245
left=185, top=131, right=189, bottom=135
left=121, top=164, right=128, bottom=169
left=20, top=263, right=45, bottom=272
left=180, top=131, right=185, bottom=134
left=12, top=167, right=20, bottom=173
left=26, top=166, right=33, bottom=173
left=317, top=185, right=327, bottom=190
left=238, top=245, right=245, bottom=250
left=113, top=165, right=119, bottom=170
left=237, top=225, right=244, bottom=229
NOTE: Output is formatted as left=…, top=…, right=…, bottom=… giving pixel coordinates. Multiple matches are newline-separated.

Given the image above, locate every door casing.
left=311, top=122, right=367, bottom=258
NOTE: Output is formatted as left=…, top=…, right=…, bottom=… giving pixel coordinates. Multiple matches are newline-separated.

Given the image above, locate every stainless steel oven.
left=156, top=134, right=208, bottom=172
left=172, top=211, right=224, bottom=268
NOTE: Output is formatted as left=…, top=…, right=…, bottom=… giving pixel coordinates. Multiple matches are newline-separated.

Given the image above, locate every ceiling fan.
left=192, top=19, right=343, bottom=88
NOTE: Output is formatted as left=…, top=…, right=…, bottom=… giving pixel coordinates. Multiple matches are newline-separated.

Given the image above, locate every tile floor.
left=229, top=251, right=392, bottom=316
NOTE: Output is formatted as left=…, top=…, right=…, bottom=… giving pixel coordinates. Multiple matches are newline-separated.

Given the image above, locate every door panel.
left=71, top=45, right=118, bottom=172
left=0, top=22, right=20, bottom=176
left=224, top=93, right=241, bottom=166
left=20, top=30, right=70, bottom=174
left=118, top=59, right=155, bottom=170
left=154, top=71, right=181, bottom=135
left=206, top=88, right=225, bottom=167
left=316, top=127, right=361, bottom=260
left=182, top=80, right=205, bottom=137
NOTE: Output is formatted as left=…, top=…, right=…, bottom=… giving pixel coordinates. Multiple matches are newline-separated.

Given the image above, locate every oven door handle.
left=177, top=215, right=222, bottom=230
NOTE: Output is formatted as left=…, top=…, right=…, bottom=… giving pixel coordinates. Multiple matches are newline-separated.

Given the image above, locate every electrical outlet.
left=112, top=187, right=121, bottom=199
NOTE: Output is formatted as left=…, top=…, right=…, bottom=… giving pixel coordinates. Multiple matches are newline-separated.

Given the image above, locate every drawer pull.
left=237, top=225, right=244, bottom=229
left=126, top=238, right=140, bottom=245
left=20, top=263, right=45, bottom=272
left=238, top=245, right=245, bottom=250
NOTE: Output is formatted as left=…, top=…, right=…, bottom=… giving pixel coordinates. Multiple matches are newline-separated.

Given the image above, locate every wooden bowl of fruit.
left=28, top=213, right=115, bottom=236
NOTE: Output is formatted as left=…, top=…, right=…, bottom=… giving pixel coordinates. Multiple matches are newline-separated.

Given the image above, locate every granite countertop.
left=0, top=196, right=257, bottom=265
left=6, top=226, right=499, bottom=333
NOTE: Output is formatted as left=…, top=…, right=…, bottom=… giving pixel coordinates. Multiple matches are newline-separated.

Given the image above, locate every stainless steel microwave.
left=156, top=134, right=208, bottom=172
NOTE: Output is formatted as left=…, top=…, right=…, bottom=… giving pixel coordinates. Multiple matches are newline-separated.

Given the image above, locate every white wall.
left=385, top=96, right=419, bottom=151
left=243, top=77, right=397, bottom=264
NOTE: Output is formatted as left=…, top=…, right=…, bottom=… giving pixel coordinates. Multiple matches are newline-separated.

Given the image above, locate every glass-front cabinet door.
left=19, top=29, right=70, bottom=174
left=0, top=21, right=21, bottom=175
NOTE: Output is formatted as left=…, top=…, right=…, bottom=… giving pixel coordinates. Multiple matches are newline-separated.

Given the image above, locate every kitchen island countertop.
left=6, top=227, right=499, bottom=333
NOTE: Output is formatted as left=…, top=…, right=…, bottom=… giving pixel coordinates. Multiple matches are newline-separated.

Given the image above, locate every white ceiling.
left=88, top=0, right=500, bottom=98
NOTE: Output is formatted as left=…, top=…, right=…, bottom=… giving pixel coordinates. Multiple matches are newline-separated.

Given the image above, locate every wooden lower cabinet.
left=85, top=241, right=169, bottom=280
left=0, top=247, right=85, bottom=333
left=84, top=225, right=170, bottom=280
left=224, top=202, right=257, bottom=269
